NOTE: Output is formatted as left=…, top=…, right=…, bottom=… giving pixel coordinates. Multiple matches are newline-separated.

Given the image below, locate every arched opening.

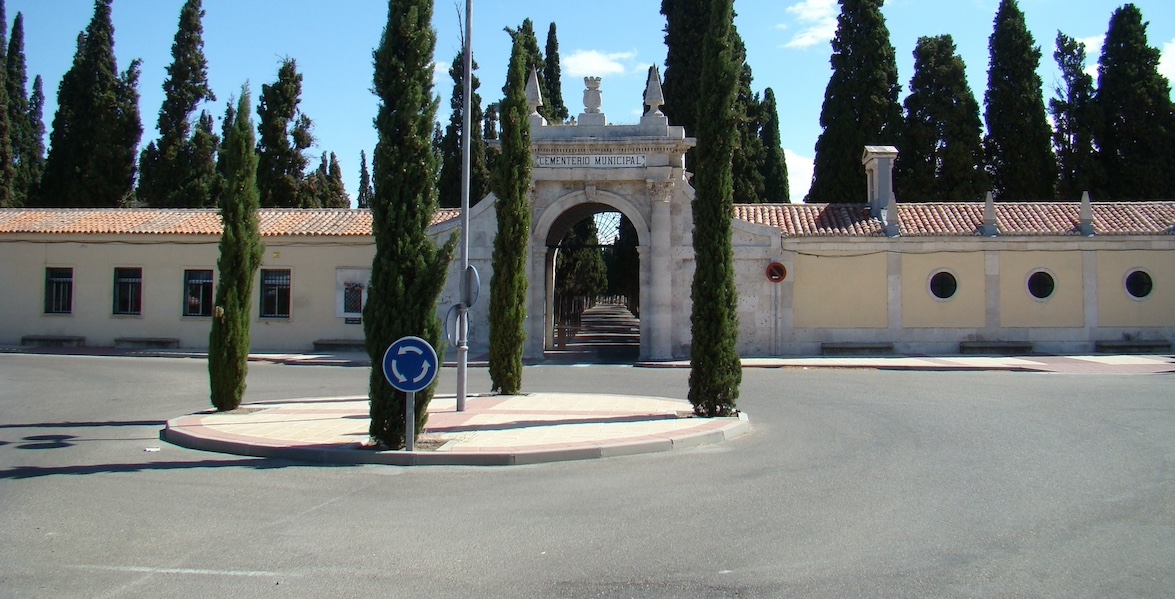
left=543, top=204, right=642, bottom=363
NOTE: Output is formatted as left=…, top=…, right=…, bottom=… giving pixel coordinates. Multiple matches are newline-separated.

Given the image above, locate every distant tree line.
left=1, top=0, right=350, bottom=209
left=806, top=0, right=1175, bottom=204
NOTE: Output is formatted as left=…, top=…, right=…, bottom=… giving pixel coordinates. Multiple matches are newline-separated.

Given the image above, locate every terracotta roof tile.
left=2, top=203, right=1171, bottom=238
left=0, top=208, right=464, bottom=237
left=734, top=202, right=1175, bottom=237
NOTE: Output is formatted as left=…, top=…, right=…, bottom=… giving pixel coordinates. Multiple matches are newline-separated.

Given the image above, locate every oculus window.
left=1125, top=270, right=1153, bottom=299
left=1027, top=271, right=1055, bottom=300
left=929, top=271, right=958, bottom=300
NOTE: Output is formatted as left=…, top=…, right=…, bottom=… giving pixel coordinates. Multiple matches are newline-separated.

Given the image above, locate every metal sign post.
left=382, top=336, right=439, bottom=452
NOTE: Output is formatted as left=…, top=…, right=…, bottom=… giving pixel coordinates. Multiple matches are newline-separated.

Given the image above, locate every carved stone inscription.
left=535, top=154, right=646, bottom=168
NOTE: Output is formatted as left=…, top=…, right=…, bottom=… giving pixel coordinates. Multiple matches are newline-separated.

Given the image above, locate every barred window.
left=260, top=269, right=291, bottom=318
left=113, top=268, right=143, bottom=315
left=44, top=268, right=73, bottom=314
left=184, top=270, right=214, bottom=317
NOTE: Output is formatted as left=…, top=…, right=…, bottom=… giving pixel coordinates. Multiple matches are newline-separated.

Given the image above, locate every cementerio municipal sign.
left=535, top=154, right=646, bottom=168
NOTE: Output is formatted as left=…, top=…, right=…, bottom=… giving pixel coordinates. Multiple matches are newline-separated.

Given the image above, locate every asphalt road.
left=1, top=354, right=1173, bottom=598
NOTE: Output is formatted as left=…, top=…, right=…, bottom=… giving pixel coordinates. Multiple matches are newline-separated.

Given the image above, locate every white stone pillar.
left=544, top=248, right=557, bottom=351
left=648, top=181, right=674, bottom=360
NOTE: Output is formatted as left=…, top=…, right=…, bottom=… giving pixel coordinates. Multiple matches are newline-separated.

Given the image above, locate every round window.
left=929, top=271, right=958, bottom=300
left=1027, top=271, right=1055, bottom=300
left=1125, top=270, right=1153, bottom=299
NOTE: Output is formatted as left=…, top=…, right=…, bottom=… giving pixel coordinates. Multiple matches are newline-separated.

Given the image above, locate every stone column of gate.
left=648, top=180, right=674, bottom=360
left=544, top=247, right=557, bottom=351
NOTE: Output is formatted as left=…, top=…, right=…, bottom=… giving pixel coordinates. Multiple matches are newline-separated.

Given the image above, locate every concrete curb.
left=160, top=410, right=750, bottom=467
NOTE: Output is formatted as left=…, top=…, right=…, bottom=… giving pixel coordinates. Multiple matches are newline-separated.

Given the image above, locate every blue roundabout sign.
left=382, top=336, right=439, bottom=393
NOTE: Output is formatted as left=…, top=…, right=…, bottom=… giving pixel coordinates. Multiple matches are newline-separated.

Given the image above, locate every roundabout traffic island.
left=161, top=392, right=749, bottom=466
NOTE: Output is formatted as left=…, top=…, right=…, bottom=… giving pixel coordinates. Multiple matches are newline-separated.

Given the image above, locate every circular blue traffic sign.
left=382, top=336, right=439, bottom=393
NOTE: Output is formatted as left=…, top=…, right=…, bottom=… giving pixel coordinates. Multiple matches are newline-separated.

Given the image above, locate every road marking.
left=69, top=565, right=290, bottom=577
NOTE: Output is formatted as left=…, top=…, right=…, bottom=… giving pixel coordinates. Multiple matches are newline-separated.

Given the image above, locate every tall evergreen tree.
left=504, top=19, right=553, bottom=123
left=487, top=33, right=532, bottom=395
left=1094, top=4, right=1175, bottom=200
left=437, top=51, right=490, bottom=209
left=661, top=0, right=706, bottom=141
left=326, top=152, right=347, bottom=207
left=689, top=0, right=741, bottom=417
left=543, top=23, right=569, bottom=122
left=895, top=35, right=986, bottom=202
left=364, top=0, right=456, bottom=448
left=983, top=0, right=1056, bottom=202
left=208, top=88, right=263, bottom=412
left=730, top=32, right=766, bottom=204
left=759, top=87, right=790, bottom=203
left=6, top=12, right=37, bottom=206
left=0, top=0, right=13, bottom=207
left=807, top=0, right=902, bottom=204
left=24, top=74, right=44, bottom=201
left=137, top=0, right=217, bottom=208
left=357, top=149, right=372, bottom=208
left=1050, top=33, right=1102, bottom=201
left=256, top=58, right=313, bottom=208
left=40, top=0, right=142, bottom=208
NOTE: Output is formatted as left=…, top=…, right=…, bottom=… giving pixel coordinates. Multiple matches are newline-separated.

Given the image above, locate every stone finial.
left=644, top=67, right=665, bottom=114
left=525, top=67, right=547, bottom=127
left=579, top=77, right=606, bottom=126
left=982, top=191, right=999, bottom=237
left=583, top=77, right=602, bottom=113
left=1080, top=190, right=1095, bottom=236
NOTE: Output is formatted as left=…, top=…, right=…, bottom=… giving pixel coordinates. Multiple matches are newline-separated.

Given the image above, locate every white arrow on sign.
left=391, top=345, right=429, bottom=383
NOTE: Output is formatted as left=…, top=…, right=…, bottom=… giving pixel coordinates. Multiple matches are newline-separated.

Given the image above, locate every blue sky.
left=8, top=0, right=1175, bottom=204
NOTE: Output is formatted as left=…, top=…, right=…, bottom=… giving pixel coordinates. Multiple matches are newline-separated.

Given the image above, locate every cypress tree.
left=688, top=0, right=741, bottom=417
left=1050, top=33, right=1102, bottom=201
left=137, top=0, right=217, bottom=208
left=504, top=20, right=553, bottom=123
left=983, top=0, right=1057, bottom=202
left=896, top=35, right=986, bottom=203
left=357, top=149, right=372, bottom=208
left=807, top=0, right=902, bottom=204
left=437, top=51, right=489, bottom=209
left=487, top=33, right=532, bottom=395
left=39, top=0, right=142, bottom=208
left=364, top=0, right=456, bottom=448
left=543, top=23, right=569, bottom=122
left=208, top=88, right=263, bottom=412
left=326, top=152, right=348, bottom=207
left=0, top=0, right=12, bottom=207
left=759, top=88, right=790, bottom=203
left=6, top=12, right=35, bottom=206
left=661, top=0, right=705, bottom=141
left=1094, top=4, right=1175, bottom=200
left=24, top=74, right=44, bottom=201
left=256, top=58, right=313, bottom=208
left=731, top=33, right=766, bottom=204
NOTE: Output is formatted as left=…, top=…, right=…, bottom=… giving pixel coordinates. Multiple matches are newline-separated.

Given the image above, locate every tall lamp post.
left=455, top=0, right=473, bottom=412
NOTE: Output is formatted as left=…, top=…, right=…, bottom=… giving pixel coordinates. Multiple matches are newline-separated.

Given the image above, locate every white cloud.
left=563, top=50, right=638, bottom=78
left=1077, top=35, right=1104, bottom=80
left=781, top=0, right=838, bottom=50
left=784, top=149, right=814, bottom=203
left=432, top=61, right=447, bottom=85
left=1160, top=38, right=1175, bottom=85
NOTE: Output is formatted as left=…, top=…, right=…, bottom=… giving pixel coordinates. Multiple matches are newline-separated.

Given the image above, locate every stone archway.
left=533, top=190, right=649, bottom=361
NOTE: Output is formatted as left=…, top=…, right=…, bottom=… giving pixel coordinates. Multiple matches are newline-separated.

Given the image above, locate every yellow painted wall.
left=0, top=236, right=375, bottom=350
left=793, top=252, right=888, bottom=328
left=998, top=250, right=1084, bottom=328
left=1096, top=250, right=1175, bottom=327
left=901, top=252, right=986, bottom=328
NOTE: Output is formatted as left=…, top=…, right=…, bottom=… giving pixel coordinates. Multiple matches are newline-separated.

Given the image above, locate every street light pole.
left=456, top=0, right=473, bottom=412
